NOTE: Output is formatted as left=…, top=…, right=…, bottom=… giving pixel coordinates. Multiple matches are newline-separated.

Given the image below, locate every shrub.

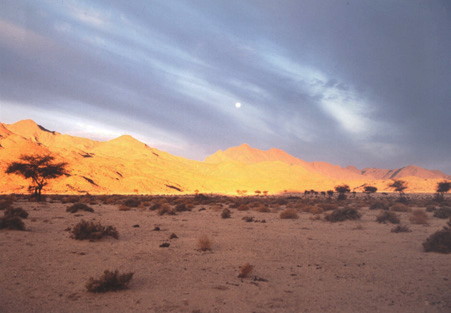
left=66, top=203, right=94, bottom=213
left=242, top=216, right=254, bottom=222
left=158, top=204, right=175, bottom=216
left=149, top=203, right=161, bottom=211
left=237, top=204, right=250, bottom=211
left=197, top=235, right=212, bottom=251
left=175, top=203, right=193, bottom=212
left=391, top=225, right=411, bottom=233
left=238, top=263, right=254, bottom=278
left=221, top=208, right=231, bottom=219
left=86, top=270, right=134, bottom=293
left=376, top=211, right=400, bottom=224
left=433, top=207, right=451, bottom=219
left=280, top=208, right=299, bottom=219
left=369, top=202, right=389, bottom=211
left=390, top=203, right=411, bottom=212
left=71, top=220, right=119, bottom=240
left=319, top=203, right=338, bottom=211
left=255, top=206, right=271, bottom=213
left=123, top=198, right=141, bottom=207
left=325, top=208, right=361, bottom=222
left=0, top=199, right=13, bottom=210
left=426, top=205, right=436, bottom=213
left=0, top=215, right=25, bottom=230
left=302, top=205, right=323, bottom=214
left=4, top=207, right=29, bottom=219
left=409, top=209, right=429, bottom=225
left=423, top=222, right=451, bottom=253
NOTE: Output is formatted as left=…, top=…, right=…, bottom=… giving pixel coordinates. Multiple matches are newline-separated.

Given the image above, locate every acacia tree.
left=436, top=181, right=451, bottom=201
left=364, top=185, right=378, bottom=198
left=388, top=180, right=407, bottom=199
left=335, top=185, right=350, bottom=200
left=6, top=155, right=68, bottom=201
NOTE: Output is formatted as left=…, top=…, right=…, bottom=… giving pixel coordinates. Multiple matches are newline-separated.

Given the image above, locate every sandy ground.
left=0, top=200, right=450, bottom=313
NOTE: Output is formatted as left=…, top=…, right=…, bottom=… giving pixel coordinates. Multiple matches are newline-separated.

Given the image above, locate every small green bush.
left=86, top=270, right=134, bottom=293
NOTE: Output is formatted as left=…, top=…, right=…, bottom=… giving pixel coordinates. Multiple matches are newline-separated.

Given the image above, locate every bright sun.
left=235, top=102, right=242, bottom=108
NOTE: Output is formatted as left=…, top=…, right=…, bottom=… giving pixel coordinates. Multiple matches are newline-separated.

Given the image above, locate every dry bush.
left=302, top=205, right=323, bottom=214
left=197, top=235, right=212, bottom=251
left=86, top=270, right=134, bottom=293
left=391, top=225, right=411, bottom=233
left=66, top=203, right=94, bottom=213
left=61, top=196, right=80, bottom=204
left=319, top=203, right=338, bottom=212
left=325, top=208, right=361, bottom=222
left=221, top=208, right=231, bottom=219
left=237, top=204, right=250, bottom=211
left=280, top=208, right=299, bottom=219
left=175, top=203, right=193, bottom=212
left=422, top=220, right=451, bottom=253
left=376, top=211, right=400, bottom=224
left=426, top=205, right=436, bottom=212
left=409, top=209, right=429, bottom=225
left=238, top=263, right=254, bottom=278
left=158, top=204, right=176, bottom=216
left=123, top=198, right=141, bottom=207
left=242, top=216, right=254, bottom=222
left=254, top=206, right=271, bottom=213
left=369, top=201, right=389, bottom=211
left=71, top=220, right=119, bottom=240
left=4, top=207, right=29, bottom=219
left=433, top=207, right=451, bottom=219
left=0, top=215, right=25, bottom=230
left=0, top=199, right=13, bottom=210
left=149, top=203, right=161, bottom=211
left=390, top=203, right=411, bottom=212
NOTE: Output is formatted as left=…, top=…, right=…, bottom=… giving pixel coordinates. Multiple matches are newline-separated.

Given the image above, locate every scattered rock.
left=159, top=242, right=170, bottom=248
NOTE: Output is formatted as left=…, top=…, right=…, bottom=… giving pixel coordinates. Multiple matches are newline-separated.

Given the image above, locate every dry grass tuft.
left=433, top=207, right=451, bottom=219
left=71, top=220, right=119, bottom=240
left=376, top=211, right=400, bottom=224
left=158, top=204, right=176, bottom=216
left=66, top=203, right=94, bottom=213
left=238, top=263, right=254, bottom=278
left=221, top=208, right=231, bottom=219
left=86, top=270, right=134, bottom=293
left=197, top=235, right=212, bottom=251
left=409, top=209, right=429, bottom=225
left=280, top=208, right=299, bottom=219
left=391, top=225, right=411, bottom=233
left=369, top=201, right=389, bottom=211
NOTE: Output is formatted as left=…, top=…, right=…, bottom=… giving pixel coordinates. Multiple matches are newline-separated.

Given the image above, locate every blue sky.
left=1, top=0, right=450, bottom=173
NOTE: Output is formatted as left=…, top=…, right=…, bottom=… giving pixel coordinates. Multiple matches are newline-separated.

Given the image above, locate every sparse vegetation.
left=435, top=181, right=450, bottom=201
left=335, top=185, right=350, bottom=200
left=279, top=208, right=299, bottom=219
left=433, top=207, right=451, bottom=219
left=66, top=203, right=94, bottom=213
left=369, top=201, right=389, bottom=210
left=325, top=207, right=361, bottom=222
left=422, top=219, right=451, bottom=253
left=0, top=215, right=25, bottom=230
left=221, top=208, right=231, bottom=219
left=123, top=198, right=141, bottom=207
left=197, top=235, right=212, bottom=251
left=238, top=263, right=254, bottom=278
left=388, top=180, right=408, bottom=200
left=86, top=270, right=134, bottom=293
left=390, top=203, right=410, bottom=212
left=376, top=211, right=400, bottom=224
left=391, top=225, right=411, bottom=233
left=409, top=209, right=429, bottom=225
left=70, top=220, right=119, bottom=240
left=4, top=207, right=29, bottom=219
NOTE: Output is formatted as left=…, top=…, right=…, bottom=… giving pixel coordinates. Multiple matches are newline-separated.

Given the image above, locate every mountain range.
left=0, top=119, right=448, bottom=195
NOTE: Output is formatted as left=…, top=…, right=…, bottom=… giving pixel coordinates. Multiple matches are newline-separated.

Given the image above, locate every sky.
left=0, top=0, right=450, bottom=173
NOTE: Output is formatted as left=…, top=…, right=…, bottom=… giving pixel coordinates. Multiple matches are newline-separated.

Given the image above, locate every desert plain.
left=1, top=194, right=450, bottom=313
